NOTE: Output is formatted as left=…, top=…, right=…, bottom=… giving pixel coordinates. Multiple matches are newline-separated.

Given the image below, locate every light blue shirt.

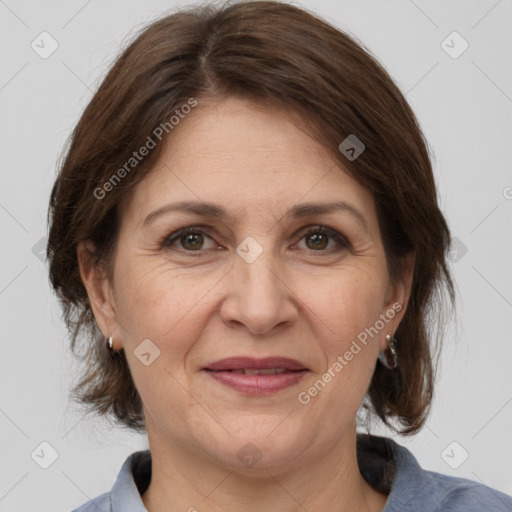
left=72, top=434, right=512, bottom=511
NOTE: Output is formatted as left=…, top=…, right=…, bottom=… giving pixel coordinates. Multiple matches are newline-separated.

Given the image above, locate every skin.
left=78, top=96, right=414, bottom=512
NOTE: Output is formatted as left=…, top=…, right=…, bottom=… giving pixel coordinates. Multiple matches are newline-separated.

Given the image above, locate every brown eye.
left=296, top=227, right=350, bottom=253
left=163, top=228, right=216, bottom=252
left=180, top=232, right=204, bottom=250
left=305, top=232, right=329, bottom=250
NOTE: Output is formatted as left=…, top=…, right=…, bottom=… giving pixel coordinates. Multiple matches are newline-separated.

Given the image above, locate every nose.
left=219, top=250, right=298, bottom=336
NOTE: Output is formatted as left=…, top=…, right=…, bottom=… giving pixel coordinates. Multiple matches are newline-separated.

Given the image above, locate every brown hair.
left=47, top=0, right=454, bottom=435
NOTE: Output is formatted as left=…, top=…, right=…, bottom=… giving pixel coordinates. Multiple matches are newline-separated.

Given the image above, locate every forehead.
left=120, top=97, right=377, bottom=230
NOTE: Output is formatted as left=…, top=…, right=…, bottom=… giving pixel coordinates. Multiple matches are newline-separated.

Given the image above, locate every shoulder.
left=386, top=436, right=512, bottom=511
left=424, top=471, right=512, bottom=511
left=356, top=434, right=512, bottom=512
left=71, top=491, right=111, bottom=512
left=69, top=449, right=151, bottom=512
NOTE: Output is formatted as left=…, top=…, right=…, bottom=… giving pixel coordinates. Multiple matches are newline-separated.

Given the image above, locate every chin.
left=193, top=414, right=312, bottom=471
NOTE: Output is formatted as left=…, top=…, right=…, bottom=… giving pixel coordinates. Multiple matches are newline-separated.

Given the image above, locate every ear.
left=380, top=252, right=415, bottom=347
left=77, top=240, right=121, bottom=349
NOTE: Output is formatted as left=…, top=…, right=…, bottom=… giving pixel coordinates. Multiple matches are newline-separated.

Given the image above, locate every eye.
left=163, top=227, right=217, bottom=252
left=161, top=225, right=351, bottom=255
left=294, top=226, right=351, bottom=253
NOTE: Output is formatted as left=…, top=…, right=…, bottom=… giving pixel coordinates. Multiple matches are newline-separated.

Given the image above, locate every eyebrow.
left=142, top=200, right=369, bottom=233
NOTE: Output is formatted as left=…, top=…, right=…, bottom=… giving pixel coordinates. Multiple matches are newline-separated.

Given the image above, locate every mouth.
left=203, top=357, right=310, bottom=395
left=215, top=368, right=291, bottom=375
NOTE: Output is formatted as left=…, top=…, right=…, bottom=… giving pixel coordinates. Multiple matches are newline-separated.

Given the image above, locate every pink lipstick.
left=203, top=356, right=309, bottom=395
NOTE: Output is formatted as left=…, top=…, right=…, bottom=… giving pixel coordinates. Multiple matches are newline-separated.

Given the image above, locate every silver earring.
left=378, top=333, right=398, bottom=369
left=106, top=335, right=114, bottom=353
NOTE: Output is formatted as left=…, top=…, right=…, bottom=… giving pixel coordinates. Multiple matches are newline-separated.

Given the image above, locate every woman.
left=46, top=1, right=512, bottom=511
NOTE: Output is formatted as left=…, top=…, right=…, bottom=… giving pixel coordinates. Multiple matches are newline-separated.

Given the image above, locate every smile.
left=203, top=356, right=310, bottom=394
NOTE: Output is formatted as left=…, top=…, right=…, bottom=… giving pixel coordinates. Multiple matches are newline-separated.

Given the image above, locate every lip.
left=204, top=356, right=308, bottom=371
left=203, top=357, right=309, bottom=395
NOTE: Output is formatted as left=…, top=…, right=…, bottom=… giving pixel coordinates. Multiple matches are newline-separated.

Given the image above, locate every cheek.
left=111, top=257, right=214, bottom=427
left=301, top=284, right=381, bottom=435
left=308, top=266, right=387, bottom=349
left=300, top=268, right=385, bottom=413
left=112, top=252, right=212, bottom=340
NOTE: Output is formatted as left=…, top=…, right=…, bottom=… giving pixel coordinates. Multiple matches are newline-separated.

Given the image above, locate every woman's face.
left=84, top=97, right=410, bottom=470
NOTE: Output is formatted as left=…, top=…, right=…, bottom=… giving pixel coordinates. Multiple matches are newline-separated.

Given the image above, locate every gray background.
left=1, top=0, right=511, bottom=510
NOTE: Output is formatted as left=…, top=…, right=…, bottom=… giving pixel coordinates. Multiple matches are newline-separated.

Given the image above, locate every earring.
left=106, top=335, right=114, bottom=354
left=378, top=333, right=398, bottom=369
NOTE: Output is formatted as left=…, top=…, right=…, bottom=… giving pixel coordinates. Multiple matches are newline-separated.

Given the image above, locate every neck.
left=141, top=426, right=388, bottom=512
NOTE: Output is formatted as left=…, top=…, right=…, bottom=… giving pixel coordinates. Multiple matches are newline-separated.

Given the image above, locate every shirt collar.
left=111, top=449, right=151, bottom=511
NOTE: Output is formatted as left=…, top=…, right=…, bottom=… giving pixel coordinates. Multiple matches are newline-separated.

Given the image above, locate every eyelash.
left=160, top=225, right=351, bottom=256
